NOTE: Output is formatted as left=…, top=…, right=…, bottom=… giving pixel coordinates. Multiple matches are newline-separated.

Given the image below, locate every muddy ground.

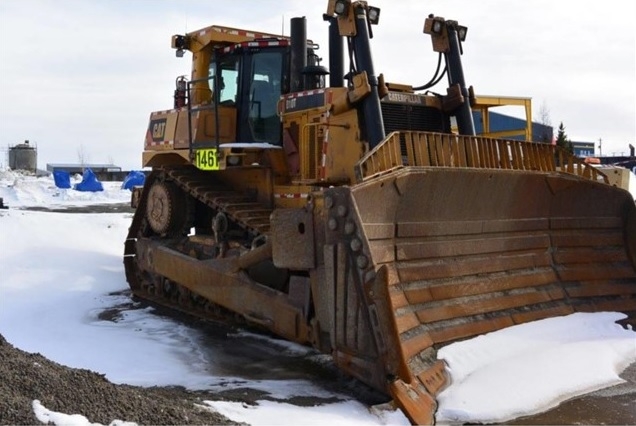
left=3, top=203, right=635, bottom=425
left=4, top=298, right=635, bottom=426
left=0, top=289, right=386, bottom=426
left=0, top=332, right=241, bottom=425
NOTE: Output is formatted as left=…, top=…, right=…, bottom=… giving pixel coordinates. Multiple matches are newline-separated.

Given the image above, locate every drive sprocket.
left=145, top=180, right=188, bottom=236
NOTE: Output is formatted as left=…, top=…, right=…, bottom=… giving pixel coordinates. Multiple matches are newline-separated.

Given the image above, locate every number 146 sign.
left=195, top=148, right=220, bottom=170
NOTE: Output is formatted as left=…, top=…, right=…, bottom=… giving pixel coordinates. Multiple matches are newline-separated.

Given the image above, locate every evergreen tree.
left=555, top=122, right=573, bottom=154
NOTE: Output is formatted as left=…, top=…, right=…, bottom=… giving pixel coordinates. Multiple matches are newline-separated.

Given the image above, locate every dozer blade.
left=339, top=165, right=635, bottom=424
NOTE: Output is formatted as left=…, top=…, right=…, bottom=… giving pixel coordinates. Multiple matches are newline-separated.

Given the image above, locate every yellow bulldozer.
left=124, top=1, right=636, bottom=423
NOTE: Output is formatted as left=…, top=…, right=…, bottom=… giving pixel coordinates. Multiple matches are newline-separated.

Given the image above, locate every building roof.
left=46, top=163, right=121, bottom=170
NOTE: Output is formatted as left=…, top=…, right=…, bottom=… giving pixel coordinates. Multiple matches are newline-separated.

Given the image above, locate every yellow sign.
left=195, top=148, right=220, bottom=170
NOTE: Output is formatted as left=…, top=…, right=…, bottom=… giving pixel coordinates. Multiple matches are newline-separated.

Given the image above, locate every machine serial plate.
left=195, top=148, right=220, bottom=170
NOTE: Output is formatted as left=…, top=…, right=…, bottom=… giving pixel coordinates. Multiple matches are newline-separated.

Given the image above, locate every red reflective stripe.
left=222, top=39, right=289, bottom=53
left=146, top=140, right=173, bottom=147
left=284, top=89, right=327, bottom=99
left=150, top=109, right=176, bottom=116
left=274, top=193, right=308, bottom=199
left=320, top=91, right=333, bottom=180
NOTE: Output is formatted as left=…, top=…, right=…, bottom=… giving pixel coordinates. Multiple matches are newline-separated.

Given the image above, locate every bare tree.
left=77, top=144, right=90, bottom=171
left=537, top=101, right=553, bottom=144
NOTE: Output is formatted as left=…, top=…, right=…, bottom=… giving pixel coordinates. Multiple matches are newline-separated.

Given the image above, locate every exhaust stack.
left=290, top=17, right=308, bottom=92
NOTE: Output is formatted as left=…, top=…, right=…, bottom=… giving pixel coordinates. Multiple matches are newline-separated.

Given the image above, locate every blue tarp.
left=73, top=168, right=104, bottom=192
left=53, top=170, right=71, bottom=189
left=121, top=170, right=146, bottom=190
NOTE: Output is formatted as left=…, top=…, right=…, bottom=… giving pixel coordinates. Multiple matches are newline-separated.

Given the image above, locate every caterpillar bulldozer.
left=123, top=1, right=636, bottom=423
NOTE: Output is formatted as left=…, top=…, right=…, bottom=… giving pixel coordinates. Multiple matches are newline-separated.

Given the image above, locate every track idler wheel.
left=145, top=180, right=188, bottom=236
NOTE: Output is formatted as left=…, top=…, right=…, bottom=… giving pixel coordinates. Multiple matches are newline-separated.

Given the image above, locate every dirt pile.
left=0, top=333, right=240, bottom=425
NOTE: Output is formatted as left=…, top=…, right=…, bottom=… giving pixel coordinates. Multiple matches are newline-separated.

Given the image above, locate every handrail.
left=355, top=131, right=608, bottom=184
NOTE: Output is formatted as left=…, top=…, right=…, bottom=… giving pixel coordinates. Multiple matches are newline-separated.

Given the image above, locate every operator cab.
left=207, top=39, right=326, bottom=147
left=170, top=20, right=325, bottom=157
left=208, top=42, right=287, bottom=145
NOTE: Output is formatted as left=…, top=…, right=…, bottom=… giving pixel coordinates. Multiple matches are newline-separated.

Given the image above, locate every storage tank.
left=8, top=140, right=37, bottom=172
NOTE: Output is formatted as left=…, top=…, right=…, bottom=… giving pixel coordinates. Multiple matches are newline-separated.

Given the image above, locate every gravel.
left=0, top=333, right=241, bottom=425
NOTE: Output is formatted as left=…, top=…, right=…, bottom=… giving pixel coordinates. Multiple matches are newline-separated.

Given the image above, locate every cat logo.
left=149, top=119, right=167, bottom=142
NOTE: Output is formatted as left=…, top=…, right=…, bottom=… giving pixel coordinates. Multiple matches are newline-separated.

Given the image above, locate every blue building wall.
left=471, top=111, right=636, bottom=160
left=473, top=111, right=553, bottom=143
left=571, top=141, right=595, bottom=157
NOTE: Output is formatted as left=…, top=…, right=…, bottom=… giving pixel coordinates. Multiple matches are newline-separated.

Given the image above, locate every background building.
left=571, top=141, right=595, bottom=157
left=473, top=110, right=553, bottom=143
left=46, top=163, right=126, bottom=181
left=46, top=163, right=121, bottom=174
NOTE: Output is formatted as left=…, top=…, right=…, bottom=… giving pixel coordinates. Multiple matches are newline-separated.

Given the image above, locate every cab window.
left=208, top=56, right=239, bottom=104
left=248, top=51, right=283, bottom=143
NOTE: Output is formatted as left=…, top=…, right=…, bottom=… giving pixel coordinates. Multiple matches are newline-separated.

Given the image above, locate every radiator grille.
left=381, top=103, right=450, bottom=134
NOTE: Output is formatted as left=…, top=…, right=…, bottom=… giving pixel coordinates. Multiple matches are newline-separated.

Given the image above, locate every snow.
left=219, top=142, right=282, bottom=149
left=436, top=312, right=636, bottom=424
left=0, top=169, right=130, bottom=208
left=1, top=169, right=635, bottom=426
left=32, top=400, right=135, bottom=426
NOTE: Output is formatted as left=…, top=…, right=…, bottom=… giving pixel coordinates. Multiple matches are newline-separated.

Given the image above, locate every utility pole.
left=598, top=138, right=602, bottom=157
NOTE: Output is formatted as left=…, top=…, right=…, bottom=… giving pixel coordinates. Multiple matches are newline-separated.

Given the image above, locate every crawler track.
left=164, top=166, right=272, bottom=236
left=123, top=166, right=274, bottom=325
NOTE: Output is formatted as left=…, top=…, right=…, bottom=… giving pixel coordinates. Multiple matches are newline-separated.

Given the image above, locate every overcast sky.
left=1, top=0, right=634, bottom=171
